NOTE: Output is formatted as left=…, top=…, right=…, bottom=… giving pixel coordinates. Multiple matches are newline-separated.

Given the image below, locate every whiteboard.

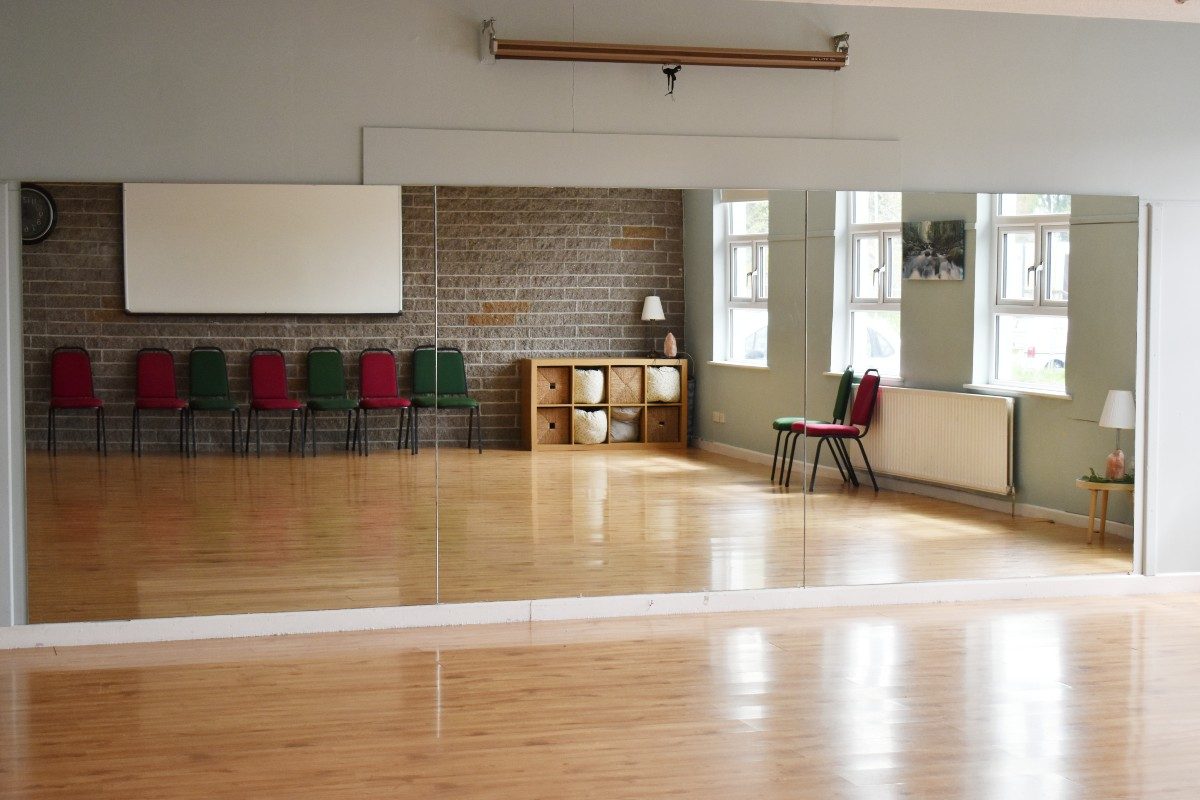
left=123, top=184, right=401, bottom=314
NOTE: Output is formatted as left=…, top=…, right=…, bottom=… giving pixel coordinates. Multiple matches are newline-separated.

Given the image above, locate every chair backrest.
left=50, top=346, right=95, bottom=399
left=136, top=348, right=177, bottom=399
left=412, top=345, right=470, bottom=396
left=849, top=368, right=882, bottom=429
left=359, top=349, right=399, bottom=399
left=189, top=347, right=231, bottom=400
left=831, top=365, right=854, bottom=423
left=306, top=347, right=347, bottom=399
left=249, top=349, right=291, bottom=401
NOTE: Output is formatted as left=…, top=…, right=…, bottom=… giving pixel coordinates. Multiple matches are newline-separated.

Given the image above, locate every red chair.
left=245, top=348, right=303, bottom=457
left=132, top=348, right=188, bottom=456
left=790, top=368, right=881, bottom=492
left=48, top=346, right=106, bottom=456
left=354, top=348, right=412, bottom=456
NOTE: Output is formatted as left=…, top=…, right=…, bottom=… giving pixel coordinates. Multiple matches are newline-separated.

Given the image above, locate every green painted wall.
left=685, top=190, right=1138, bottom=523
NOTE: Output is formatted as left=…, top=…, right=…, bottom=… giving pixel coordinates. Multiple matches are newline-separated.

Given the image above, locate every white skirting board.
left=696, top=438, right=1134, bottom=539
left=1, top=572, right=1197, bottom=651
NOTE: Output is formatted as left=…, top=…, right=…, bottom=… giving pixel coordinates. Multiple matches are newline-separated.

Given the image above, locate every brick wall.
left=23, top=184, right=684, bottom=451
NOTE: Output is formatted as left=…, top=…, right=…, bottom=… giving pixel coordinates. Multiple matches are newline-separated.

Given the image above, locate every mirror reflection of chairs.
left=44, top=344, right=480, bottom=457
left=778, top=368, right=882, bottom=491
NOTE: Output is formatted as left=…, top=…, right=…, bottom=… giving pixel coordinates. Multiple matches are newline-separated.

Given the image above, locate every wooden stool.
left=1075, top=479, right=1134, bottom=545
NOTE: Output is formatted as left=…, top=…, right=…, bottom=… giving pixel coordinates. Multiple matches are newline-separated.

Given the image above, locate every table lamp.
left=1099, top=389, right=1135, bottom=479
left=641, top=294, right=665, bottom=355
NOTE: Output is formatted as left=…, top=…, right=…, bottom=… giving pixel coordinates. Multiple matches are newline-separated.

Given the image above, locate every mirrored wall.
left=17, top=181, right=1138, bottom=623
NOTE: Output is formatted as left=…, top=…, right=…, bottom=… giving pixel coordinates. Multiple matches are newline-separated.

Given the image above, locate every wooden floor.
left=26, top=448, right=1130, bottom=622
left=2, top=594, right=1198, bottom=799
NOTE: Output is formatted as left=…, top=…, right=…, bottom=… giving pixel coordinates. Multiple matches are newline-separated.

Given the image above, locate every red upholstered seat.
left=51, top=395, right=103, bottom=409
left=360, top=396, right=411, bottom=409
left=792, top=421, right=859, bottom=437
left=251, top=397, right=303, bottom=411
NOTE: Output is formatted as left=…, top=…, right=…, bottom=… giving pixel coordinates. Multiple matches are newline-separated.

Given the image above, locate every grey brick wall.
left=22, top=183, right=683, bottom=452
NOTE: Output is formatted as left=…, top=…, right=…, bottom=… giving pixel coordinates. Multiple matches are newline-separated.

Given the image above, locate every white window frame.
left=716, top=196, right=769, bottom=365
left=987, top=195, right=1070, bottom=391
left=839, top=191, right=902, bottom=377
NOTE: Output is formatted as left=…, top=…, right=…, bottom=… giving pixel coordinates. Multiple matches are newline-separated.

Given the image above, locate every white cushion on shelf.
left=573, top=369, right=605, bottom=404
left=646, top=366, right=681, bottom=403
left=573, top=408, right=608, bottom=445
left=610, top=407, right=641, bottom=442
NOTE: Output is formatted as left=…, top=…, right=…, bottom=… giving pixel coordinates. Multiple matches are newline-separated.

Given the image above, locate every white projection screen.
left=123, top=183, right=402, bottom=314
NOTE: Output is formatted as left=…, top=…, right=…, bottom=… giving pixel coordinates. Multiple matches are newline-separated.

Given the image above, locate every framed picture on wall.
left=902, top=220, right=966, bottom=280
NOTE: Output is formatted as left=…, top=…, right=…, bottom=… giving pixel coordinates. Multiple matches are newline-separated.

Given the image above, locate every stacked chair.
left=47, top=346, right=106, bottom=455
left=300, top=347, right=359, bottom=456
left=245, top=348, right=304, bottom=457
left=354, top=348, right=412, bottom=456
left=410, top=345, right=482, bottom=455
left=187, top=347, right=241, bottom=455
left=132, top=348, right=188, bottom=456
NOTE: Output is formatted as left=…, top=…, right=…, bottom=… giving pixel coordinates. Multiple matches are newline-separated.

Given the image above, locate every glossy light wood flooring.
left=3, top=594, right=1198, bottom=799
left=26, top=449, right=1130, bottom=622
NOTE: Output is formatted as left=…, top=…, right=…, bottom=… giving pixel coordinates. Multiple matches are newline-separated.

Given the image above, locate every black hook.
left=662, top=64, right=682, bottom=96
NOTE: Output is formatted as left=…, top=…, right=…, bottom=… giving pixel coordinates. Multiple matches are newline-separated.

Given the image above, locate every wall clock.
left=21, top=183, right=57, bottom=244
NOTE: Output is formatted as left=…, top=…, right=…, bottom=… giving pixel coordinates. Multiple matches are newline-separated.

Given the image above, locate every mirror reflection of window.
left=841, top=191, right=902, bottom=378
left=990, top=194, right=1071, bottom=392
left=718, top=197, right=769, bottom=365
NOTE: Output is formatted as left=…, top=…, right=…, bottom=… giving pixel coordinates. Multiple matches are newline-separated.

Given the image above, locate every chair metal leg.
left=467, top=407, right=473, bottom=451
left=475, top=406, right=483, bottom=454
left=192, top=410, right=198, bottom=457
left=362, top=409, right=370, bottom=456
left=131, top=408, right=138, bottom=454
left=178, top=409, right=186, bottom=455
left=412, top=408, right=419, bottom=455
left=255, top=409, right=262, bottom=457
left=770, top=429, right=785, bottom=483
left=396, top=409, right=403, bottom=451
left=827, top=436, right=849, bottom=484
left=346, top=410, right=354, bottom=452
left=853, top=437, right=879, bottom=491
left=809, top=437, right=830, bottom=492
left=230, top=409, right=238, bottom=455
left=835, top=439, right=859, bottom=487
left=95, top=407, right=102, bottom=453
left=352, top=410, right=360, bottom=453
left=99, top=407, right=107, bottom=456
left=244, top=408, right=253, bottom=457
left=300, top=409, right=308, bottom=458
left=784, top=431, right=803, bottom=488
left=288, top=410, right=296, bottom=454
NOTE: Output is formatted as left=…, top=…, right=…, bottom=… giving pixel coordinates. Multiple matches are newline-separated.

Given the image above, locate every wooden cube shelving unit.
left=518, top=357, right=688, bottom=451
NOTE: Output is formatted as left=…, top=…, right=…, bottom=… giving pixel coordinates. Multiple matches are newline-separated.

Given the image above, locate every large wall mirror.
left=16, top=180, right=1137, bottom=624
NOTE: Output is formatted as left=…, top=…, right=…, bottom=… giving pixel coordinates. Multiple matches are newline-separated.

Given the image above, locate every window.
left=989, top=194, right=1070, bottom=392
left=841, top=191, right=902, bottom=377
left=720, top=199, right=769, bottom=364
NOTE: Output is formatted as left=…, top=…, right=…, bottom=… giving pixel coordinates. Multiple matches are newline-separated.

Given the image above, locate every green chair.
left=187, top=346, right=241, bottom=455
left=770, top=365, right=854, bottom=484
left=300, top=347, right=359, bottom=457
left=410, top=345, right=482, bottom=455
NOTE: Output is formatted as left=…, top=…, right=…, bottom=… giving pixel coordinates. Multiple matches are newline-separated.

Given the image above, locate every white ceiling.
left=768, top=0, right=1200, bottom=25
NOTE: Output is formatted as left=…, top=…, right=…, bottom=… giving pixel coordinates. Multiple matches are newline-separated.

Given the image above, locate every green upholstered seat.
left=308, top=396, right=359, bottom=411
left=772, top=416, right=804, bottom=431
left=411, top=393, right=479, bottom=409
left=189, top=396, right=239, bottom=411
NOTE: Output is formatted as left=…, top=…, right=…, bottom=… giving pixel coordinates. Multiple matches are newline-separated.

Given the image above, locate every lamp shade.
left=641, top=295, right=665, bottom=322
left=1099, top=390, right=1135, bottom=430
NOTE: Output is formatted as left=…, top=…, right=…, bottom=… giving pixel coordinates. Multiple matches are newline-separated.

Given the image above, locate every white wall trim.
left=695, top=437, right=1134, bottom=537
left=4, top=572, right=1197, bottom=651
left=0, top=182, right=26, bottom=627
left=362, top=127, right=901, bottom=191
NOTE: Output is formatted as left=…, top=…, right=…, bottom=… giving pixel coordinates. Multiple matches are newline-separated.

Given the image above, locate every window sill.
left=963, top=383, right=1072, bottom=401
left=823, top=371, right=904, bottom=387
left=709, top=360, right=769, bottom=371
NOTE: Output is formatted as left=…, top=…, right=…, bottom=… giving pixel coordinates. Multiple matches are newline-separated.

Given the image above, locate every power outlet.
left=711, top=411, right=726, bottom=424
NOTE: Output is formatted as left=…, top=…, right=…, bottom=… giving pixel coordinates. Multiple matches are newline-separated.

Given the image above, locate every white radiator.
left=849, top=387, right=1014, bottom=496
